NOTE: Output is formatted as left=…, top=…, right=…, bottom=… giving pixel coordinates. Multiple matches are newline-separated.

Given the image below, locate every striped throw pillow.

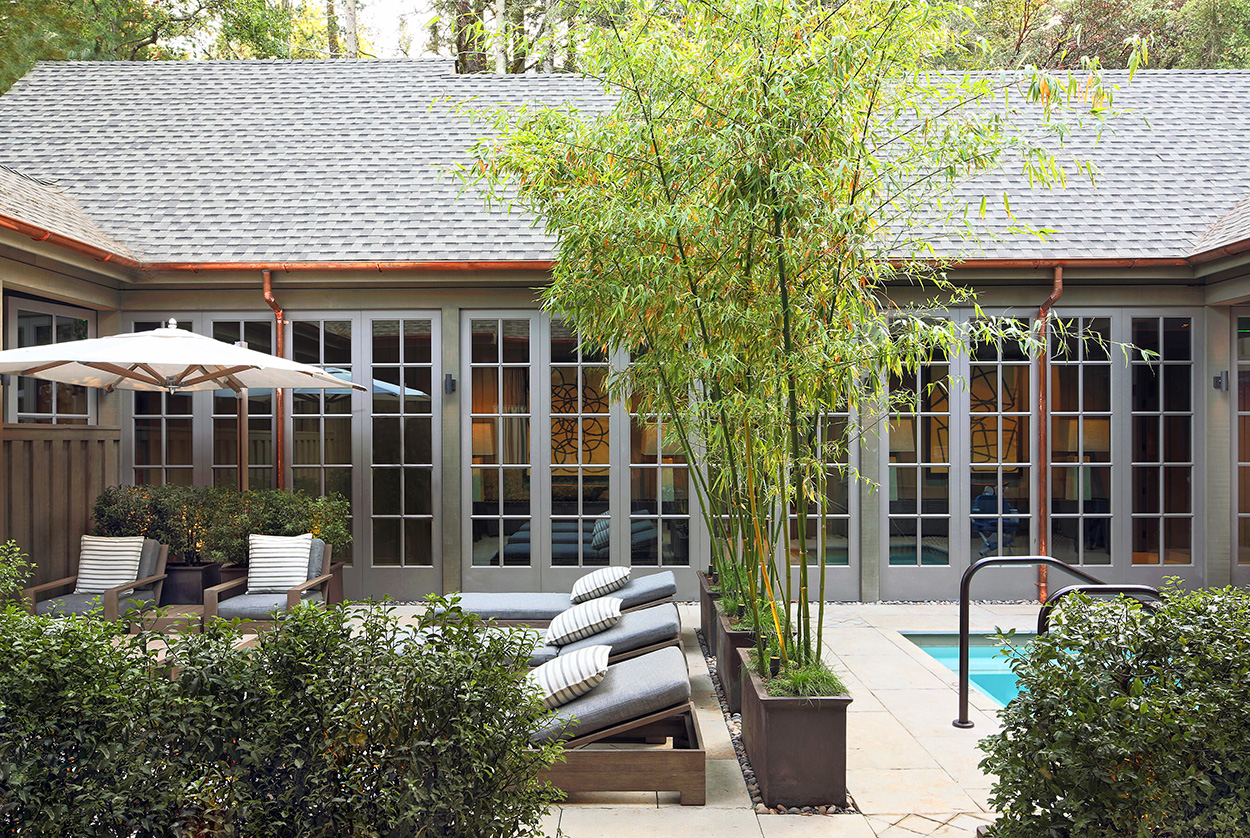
left=74, top=535, right=146, bottom=594
left=527, top=644, right=611, bottom=709
left=247, top=533, right=314, bottom=594
left=546, top=596, right=622, bottom=646
left=570, top=566, right=630, bottom=603
left=590, top=517, right=611, bottom=551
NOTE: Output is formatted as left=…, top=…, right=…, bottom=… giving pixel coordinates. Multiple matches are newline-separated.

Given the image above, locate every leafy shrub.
left=0, top=600, right=563, bottom=837
left=980, top=585, right=1250, bottom=838
left=0, top=541, right=33, bottom=599
left=93, top=485, right=351, bottom=565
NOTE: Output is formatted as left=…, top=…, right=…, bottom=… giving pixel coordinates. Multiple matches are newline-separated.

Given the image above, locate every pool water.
left=905, top=633, right=1035, bottom=706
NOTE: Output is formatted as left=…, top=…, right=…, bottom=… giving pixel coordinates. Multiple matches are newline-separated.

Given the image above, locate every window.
left=6, top=299, right=95, bottom=424
left=211, top=319, right=275, bottom=490
left=888, top=360, right=951, bottom=566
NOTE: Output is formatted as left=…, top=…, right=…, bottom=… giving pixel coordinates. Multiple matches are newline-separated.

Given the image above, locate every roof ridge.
left=0, top=163, right=58, bottom=188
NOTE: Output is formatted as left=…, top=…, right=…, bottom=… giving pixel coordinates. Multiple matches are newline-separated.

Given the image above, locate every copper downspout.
left=263, top=269, right=288, bottom=490
left=1035, top=266, right=1064, bottom=602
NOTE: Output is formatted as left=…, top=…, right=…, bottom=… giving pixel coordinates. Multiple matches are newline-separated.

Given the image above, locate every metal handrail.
left=1037, top=584, right=1164, bottom=634
left=953, top=556, right=1109, bottom=729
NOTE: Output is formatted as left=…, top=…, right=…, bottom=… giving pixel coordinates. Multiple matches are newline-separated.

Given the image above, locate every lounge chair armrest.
left=287, top=573, right=332, bottom=610
left=102, top=573, right=170, bottom=620
left=20, top=576, right=77, bottom=615
left=204, top=576, right=248, bottom=619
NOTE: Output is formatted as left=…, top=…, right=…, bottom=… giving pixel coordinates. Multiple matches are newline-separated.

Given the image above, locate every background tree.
left=427, top=0, right=587, bottom=72
left=473, top=0, right=1132, bottom=677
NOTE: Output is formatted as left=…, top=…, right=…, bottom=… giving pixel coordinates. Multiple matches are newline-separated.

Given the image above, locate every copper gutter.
left=1035, top=266, right=1064, bottom=602
left=263, top=269, right=288, bottom=490
left=142, top=260, right=555, bottom=273
left=0, top=212, right=139, bottom=269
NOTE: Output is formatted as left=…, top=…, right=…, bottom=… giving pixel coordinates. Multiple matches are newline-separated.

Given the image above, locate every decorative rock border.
left=696, top=628, right=856, bottom=816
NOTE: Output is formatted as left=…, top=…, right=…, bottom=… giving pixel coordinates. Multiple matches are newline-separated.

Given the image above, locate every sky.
left=359, top=0, right=438, bottom=58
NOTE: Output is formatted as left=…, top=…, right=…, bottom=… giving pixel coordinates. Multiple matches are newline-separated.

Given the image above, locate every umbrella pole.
left=237, top=389, right=249, bottom=492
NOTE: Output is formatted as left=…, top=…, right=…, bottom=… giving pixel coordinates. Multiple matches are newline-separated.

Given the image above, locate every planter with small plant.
left=699, top=569, right=722, bottom=655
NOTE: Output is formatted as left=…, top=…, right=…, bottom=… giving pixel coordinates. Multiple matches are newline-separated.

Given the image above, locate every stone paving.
left=545, top=601, right=1037, bottom=838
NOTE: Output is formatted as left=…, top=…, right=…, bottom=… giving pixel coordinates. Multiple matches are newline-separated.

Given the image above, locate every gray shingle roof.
left=0, top=61, right=1248, bottom=265
left=0, top=164, right=135, bottom=259
left=0, top=59, right=607, bottom=264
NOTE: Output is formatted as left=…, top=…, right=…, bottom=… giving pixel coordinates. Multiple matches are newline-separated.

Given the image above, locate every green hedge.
left=0, top=600, right=563, bottom=837
left=980, top=585, right=1250, bottom=838
left=92, top=485, right=351, bottom=565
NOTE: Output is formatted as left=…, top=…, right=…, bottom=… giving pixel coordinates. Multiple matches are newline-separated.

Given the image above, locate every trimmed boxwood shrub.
left=0, top=600, right=563, bottom=837
left=92, top=485, right=351, bottom=565
left=980, top=585, right=1250, bottom=838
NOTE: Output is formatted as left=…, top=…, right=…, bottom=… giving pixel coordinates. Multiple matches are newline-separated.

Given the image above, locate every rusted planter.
left=715, top=610, right=756, bottom=715
left=737, top=648, right=852, bottom=808
left=698, top=572, right=721, bottom=655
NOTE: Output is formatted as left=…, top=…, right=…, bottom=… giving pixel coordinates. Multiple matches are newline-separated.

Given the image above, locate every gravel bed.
left=695, top=628, right=857, bottom=817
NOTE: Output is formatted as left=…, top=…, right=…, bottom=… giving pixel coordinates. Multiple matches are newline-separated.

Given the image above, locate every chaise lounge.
left=535, top=644, right=705, bottom=805
left=456, top=569, right=678, bottom=624
left=525, top=601, right=682, bottom=666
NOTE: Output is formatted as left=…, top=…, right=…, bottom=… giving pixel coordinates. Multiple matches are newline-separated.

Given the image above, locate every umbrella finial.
left=167, top=318, right=178, bottom=330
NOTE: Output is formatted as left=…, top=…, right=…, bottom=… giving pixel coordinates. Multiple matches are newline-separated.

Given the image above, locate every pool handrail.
left=953, top=555, right=1108, bottom=729
left=1036, top=583, right=1164, bottom=634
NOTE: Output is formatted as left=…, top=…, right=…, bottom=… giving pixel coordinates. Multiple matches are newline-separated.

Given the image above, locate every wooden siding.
left=0, top=424, right=121, bottom=586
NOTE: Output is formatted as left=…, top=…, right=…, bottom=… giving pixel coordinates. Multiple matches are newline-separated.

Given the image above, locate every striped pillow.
left=247, top=533, right=313, bottom=594
left=74, top=535, right=146, bottom=594
left=590, top=517, right=611, bottom=551
left=570, top=566, right=630, bottom=603
left=546, top=596, right=622, bottom=646
left=527, top=644, right=611, bottom=709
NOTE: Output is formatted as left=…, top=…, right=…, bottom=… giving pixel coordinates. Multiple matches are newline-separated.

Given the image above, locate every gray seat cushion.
left=532, top=645, right=690, bottom=744
left=457, top=570, right=677, bottom=621
left=133, top=539, right=161, bottom=591
left=36, top=590, right=155, bottom=617
left=558, top=602, right=680, bottom=658
left=615, top=571, right=677, bottom=611
left=217, top=590, right=324, bottom=621
left=307, top=538, right=327, bottom=579
left=528, top=642, right=561, bottom=667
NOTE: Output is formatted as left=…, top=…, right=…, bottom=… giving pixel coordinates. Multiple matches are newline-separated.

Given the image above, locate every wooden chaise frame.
left=540, top=699, right=706, bottom=805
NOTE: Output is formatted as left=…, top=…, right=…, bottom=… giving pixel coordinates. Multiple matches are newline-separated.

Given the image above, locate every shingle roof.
left=0, top=61, right=1248, bottom=265
left=0, top=59, right=606, bottom=264
left=0, top=163, right=135, bottom=260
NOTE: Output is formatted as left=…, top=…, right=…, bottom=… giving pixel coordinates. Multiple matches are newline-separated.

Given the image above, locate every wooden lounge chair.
left=534, top=645, right=706, bottom=805
left=22, top=538, right=168, bottom=620
left=203, top=538, right=332, bottom=630
left=526, top=602, right=683, bottom=666
left=457, top=570, right=678, bottom=626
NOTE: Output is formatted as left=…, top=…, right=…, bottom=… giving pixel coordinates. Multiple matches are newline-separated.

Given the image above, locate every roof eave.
left=0, top=211, right=139, bottom=270
left=139, top=260, right=556, bottom=273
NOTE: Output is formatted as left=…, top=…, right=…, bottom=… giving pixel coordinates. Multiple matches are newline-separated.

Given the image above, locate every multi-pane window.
left=1130, top=316, right=1193, bottom=565
left=629, top=406, right=690, bottom=567
left=787, top=414, right=853, bottom=566
left=1237, top=317, right=1250, bottom=567
left=469, top=319, right=532, bottom=567
left=549, top=322, right=610, bottom=567
left=131, top=320, right=192, bottom=485
left=369, top=318, right=434, bottom=567
left=1050, top=318, right=1112, bottom=566
left=888, top=361, right=951, bottom=566
left=211, top=320, right=274, bottom=490
left=291, top=319, right=355, bottom=562
left=11, top=305, right=92, bottom=424
left=968, top=327, right=1032, bottom=560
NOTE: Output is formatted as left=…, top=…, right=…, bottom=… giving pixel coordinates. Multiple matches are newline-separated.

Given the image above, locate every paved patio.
left=545, top=601, right=1038, bottom=838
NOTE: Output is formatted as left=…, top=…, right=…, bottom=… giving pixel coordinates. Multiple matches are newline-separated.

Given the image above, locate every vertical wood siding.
left=1, top=425, right=122, bottom=586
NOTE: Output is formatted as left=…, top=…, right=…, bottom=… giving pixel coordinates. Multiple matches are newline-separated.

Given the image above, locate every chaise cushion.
left=557, top=602, right=681, bottom=658
left=546, top=597, right=622, bottom=646
left=217, top=590, right=324, bottom=621
left=74, top=535, right=145, bottom=594
left=612, top=571, right=677, bottom=611
left=36, top=590, right=155, bottom=617
left=528, top=645, right=611, bottom=709
left=456, top=592, right=576, bottom=621
left=570, top=566, right=630, bottom=603
left=247, top=533, right=313, bottom=594
left=532, top=645, right=691, bottom=743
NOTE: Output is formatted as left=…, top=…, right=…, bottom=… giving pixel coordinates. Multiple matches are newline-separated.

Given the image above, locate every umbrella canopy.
left=0, top=320, right=362, bottom=393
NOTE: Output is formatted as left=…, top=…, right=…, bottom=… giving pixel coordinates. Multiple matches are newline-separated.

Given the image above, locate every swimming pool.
left=905, top=632, right=1034, bottom=706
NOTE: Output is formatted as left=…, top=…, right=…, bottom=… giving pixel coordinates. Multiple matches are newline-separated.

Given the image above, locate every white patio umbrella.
left=0, top=319, right=364, bottom=490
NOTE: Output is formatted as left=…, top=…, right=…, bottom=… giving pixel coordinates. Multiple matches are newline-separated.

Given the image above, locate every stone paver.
left=541, top=601, right=1036, bottom=837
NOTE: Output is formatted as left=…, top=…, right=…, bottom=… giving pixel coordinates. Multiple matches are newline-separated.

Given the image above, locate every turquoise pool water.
left=905, top=633, right=1035, bottom=706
